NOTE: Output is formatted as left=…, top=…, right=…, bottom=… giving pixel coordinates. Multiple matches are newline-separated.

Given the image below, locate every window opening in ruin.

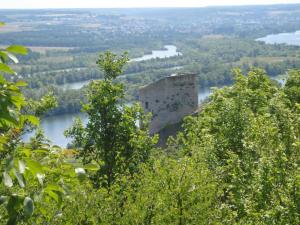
left=145, top=102, right=149, bottom=109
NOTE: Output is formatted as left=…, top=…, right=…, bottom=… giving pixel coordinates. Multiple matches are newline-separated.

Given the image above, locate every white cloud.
left=1, top=0, right=300, bottom=9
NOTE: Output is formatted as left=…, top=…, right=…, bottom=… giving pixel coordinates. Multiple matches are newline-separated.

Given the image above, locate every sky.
left=1, top=0, right=300, bottom=9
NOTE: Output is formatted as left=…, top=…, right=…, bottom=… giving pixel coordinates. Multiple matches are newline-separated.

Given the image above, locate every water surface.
left=257, top=31, right=300, bottom=46
left=59, top=45, right=182, bottom=90
left=25, top=87, right=214, bottom=147
left=23, top=113, right=88, bottom=147
left=60, top=80, right=91, bottom=90
left=132, top=45, right=182, bottom=62
left=27, top=44, right=199, bottom=146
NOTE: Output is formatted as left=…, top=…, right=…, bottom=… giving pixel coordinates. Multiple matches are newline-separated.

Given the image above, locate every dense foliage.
left=174, top=68, right=300, bottom=224
left=56, top=68, right=300, bottom=224
left=0, top=25, right=84, bottom=225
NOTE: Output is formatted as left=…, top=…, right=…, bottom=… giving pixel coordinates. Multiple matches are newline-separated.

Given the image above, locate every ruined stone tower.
left=139, top=73, right=198, bottom=134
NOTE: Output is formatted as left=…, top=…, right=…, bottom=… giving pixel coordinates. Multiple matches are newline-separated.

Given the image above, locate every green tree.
left=284, top=69, right=300, bottom=106
left=121, top=153, right=217, bottom=225
left=174, top=68, right=300, bottom=224
left=65, top=51, right=157, bottom=188
left=0, top=23, right=79, bottom=225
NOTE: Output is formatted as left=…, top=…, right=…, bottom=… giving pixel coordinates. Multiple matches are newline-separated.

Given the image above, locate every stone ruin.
left=139, top=73, right=198, bottom=134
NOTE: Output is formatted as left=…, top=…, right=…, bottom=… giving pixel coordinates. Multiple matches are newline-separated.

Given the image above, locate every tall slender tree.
left=65, top=51, right=157, bottom=188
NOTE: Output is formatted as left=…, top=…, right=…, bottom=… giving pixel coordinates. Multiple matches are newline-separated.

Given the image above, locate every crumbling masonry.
left=139, top=73, right=198, bottom=134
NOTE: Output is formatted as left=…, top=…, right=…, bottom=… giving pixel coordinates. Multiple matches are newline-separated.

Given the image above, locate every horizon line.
left=1, top=3, right=300, bottom=10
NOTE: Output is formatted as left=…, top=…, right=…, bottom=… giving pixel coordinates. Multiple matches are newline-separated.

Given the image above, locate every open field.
left=28, top=46, right=74, bottom=53
left=0, top=23, right=34, bottom=33
left=0, top=45, right=73, bottom=53
left=37, top=55, right=74, bottom=63
left=238, top=56, right=298, bottom=64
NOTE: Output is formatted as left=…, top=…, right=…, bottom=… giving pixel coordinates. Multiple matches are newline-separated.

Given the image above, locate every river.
left=23, top=113, right=89, bottom=147
left=25, top=45, right=185, bottom=146
left=26, top=32, right=300, bottom=147
left=59, top=45, right=182, bottom=90
left=256, top=30, right=300, bottom=46
left=131, top=45, right=182, bottom=62
left=257, top=30, right=300, bottom=85
left=23, top=87, right=214, bottom=147
left=24, top=44, right=211, bottom=147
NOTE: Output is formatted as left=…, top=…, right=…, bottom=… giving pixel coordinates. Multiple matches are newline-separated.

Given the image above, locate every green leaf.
left=0, top=22, right=5, bottom=27
left=0, top=51, right=8, bottom=62
left=13, top=169, right=25, bottom=188
left=6, top=45, right=27, bottom=55
left=31, top=149, right=49, bottom=154
left=2, top=171, right=13, bottom=187
left=7, top=216, right=18, bottom=225
left=44, top=184, right=64, bottom=193
left=0, top=114, right=18, bottom=127
left=0, top=195, right=7, bottom=205
left=0, top=63, right=16, bottom=74
left=5, top=157, right=14, bottom=171
left=23, top=197, right=34, bottom=217
left=24, top=115, right=39, bottom=126
left=25, top=159, right=43, bottom=176
left=75, top=168, right=86, bottom=181
left=83, top=163, right=99, bottom=171
left=43, top=184, right=64, bottom=205
left=15, top=80, right=27, bottom=87
left=18, top=160, right=26, bottom=174
left=44, top=190, right=60, bottom=203
left=11, top=95, right=25, bottom=109
left=20, top=148, right=31, bottom=157
left=0, top=135, right=8, bottom=145
left=6, top=52, right=19, bottom=63
left=6, top=194, right=23, bottom=218
left=36, top=173, right=45, bottom=185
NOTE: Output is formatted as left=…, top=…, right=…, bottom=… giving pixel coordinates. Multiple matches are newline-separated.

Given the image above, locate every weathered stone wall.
left=139, top=73, right=198, bottom=134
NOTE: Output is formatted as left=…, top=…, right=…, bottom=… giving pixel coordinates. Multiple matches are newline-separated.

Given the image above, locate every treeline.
left=19, top=35, right=300, bottom=116
left=23, top=37, right=300, bottom=89
left=24, top=87, right=85, bottom=115
left=24, top=68, right=102, bottom=89
left=5, top=10, right=300, bottom=117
